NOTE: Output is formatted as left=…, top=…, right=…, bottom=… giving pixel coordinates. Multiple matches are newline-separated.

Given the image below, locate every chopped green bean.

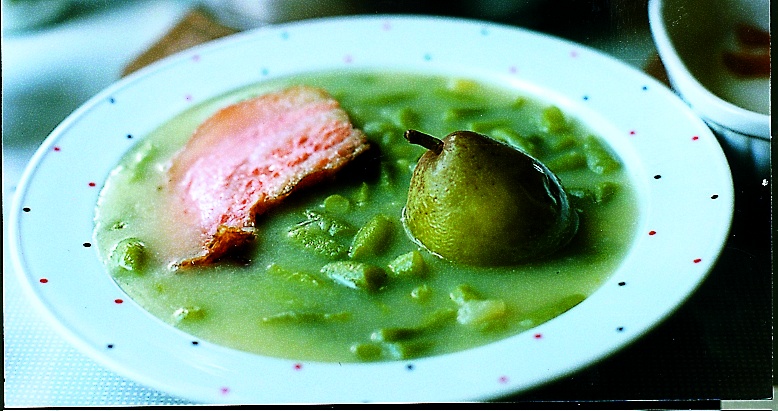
left=583, top=135, right=621, bottom=174
left=110, top=237, right=147, bottom=273
left=383, top=340, right=432, bottom=360
left=410, top=284, right=432, bottom=302
left=489, top=127, right=539, bottom=156
left=287, top=223, right=348, bottom=259
left=456, top=299, right=507, bottom=325
left=541, top=105, right=568, bottom=133
left=545, top=150, right=587, bottom=172
left=265, top=263, right=322, bottom=286
left=449, top=284, right=482, bottom=305
left=321, top=261, right=387, bottom=291
left=322, top=194, right=351, bottom=214
left=350, top=342, right=383, bottom=361
left=260, top=310, right=351, bottom=324
left=387, top=250, right=427, bottom=278
left=349, top=214, right=394, bottom=259
left=172, top=306, right=205, bottom=323
left=594, top=181, right=618, bottom=203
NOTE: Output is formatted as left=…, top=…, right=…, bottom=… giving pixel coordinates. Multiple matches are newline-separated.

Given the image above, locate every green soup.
left=94, top=70, right=639, bottom=362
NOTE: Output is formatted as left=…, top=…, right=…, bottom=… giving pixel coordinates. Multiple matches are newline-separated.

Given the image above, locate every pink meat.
left=168, top=86, right=369, bottom=266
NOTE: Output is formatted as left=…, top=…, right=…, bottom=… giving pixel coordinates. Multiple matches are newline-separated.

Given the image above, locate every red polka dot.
left=114, top=299, right=124, bottom=304
left=534, top=333, right=542, bottom=339
left=693, top=258, right=702, bottom=263
left=220, top=387, right=230, bottom=395
left=39, top=278, right=49, bottom=283
left=648, top=230, right=657, bottom=235
left=53, top=146, right=61, bottom=151
left=629, top=130, right=636, bottom=135
left=692, top=135, right=699, bottom=141
left=88, top=182, right=96, bottom=187
left=293, top=363, right=303, bottom=370
left=499, top=376, right=509, bottom=384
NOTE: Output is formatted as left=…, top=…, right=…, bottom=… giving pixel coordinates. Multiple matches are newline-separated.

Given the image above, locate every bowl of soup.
left=648, top=0, right=770, bottom=176
left=9, top=15, right=733, bottom=403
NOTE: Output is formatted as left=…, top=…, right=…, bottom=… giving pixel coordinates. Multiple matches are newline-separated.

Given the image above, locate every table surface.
left=3, top=0, right=773, bottom=407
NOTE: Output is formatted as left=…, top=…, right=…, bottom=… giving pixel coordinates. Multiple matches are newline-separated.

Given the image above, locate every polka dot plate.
left=9, top=15, right=733, bottom=403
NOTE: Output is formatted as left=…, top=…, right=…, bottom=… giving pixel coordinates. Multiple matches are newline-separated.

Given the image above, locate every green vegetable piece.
left=383, top=340, right=432, bottom=360
left=110, top=237, right=147, bottom=273
left=583, top=135, right=620, bottom=174
left=260, top=311, right=351, bottom=324
left=128, top=140, right=160, bottom=181
left=304, top=210, right=354, bottom=237
left=449, top=284, right=482, bottom=305
left=371, top=327, right=423, bottom=342
left=447, top=78, right=480, bottom=94
left=456, top=299, right=507, bottom=325
left=387, top=250, right=427, bottom=278
left=511, top=96, right=528, bottom=109
left=467, top=119, right=509, bottom=134
left=350, top=342, right=383, bottom=361
left=594, top=181, right=618, bottom=204
left=545, top=150, right=587, bottom=172
left=349, top=214, right=394, bottom=259
left=354, top=182, right=370, bottom=205
left=410, top=284, right=432, bottom=302
left=322, top=194, right=351, bottom=214
left=172, top=306, right=205, bottom=323
left=489, top=127, right=539, bottom=156
left=443, top=107, right=485, bottom=121
left=541, top=105, right=568, bottom=133
left=321, top=261, right=387, bottom=292
left=265, top=263, right=322, bottom=286
left=545, top=132, right=579, bottom=152
left=287, top=223, right=348, bottom=259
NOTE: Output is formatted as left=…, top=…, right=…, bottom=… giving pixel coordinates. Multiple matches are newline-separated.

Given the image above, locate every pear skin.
left=403, top=130, right=578, bottom=266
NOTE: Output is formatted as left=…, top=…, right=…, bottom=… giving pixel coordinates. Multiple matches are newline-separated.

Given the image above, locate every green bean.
left=349, top=214, right=394, bottom=259
left=449, top=284, right=482, bottom=305
left=583, top=135, right=621, bottom=174
left=350, top=342, right=383, bottom=361
left=287, top=224, right=348, bottom=259
left=260, top=310, right=351, bottom=324
left=545, top=150, right=587, bottom=173
left=456, top=299, right=507, bottom=325
left=387, top=250, right=427, bottom=278
left=410, top=284, right=432, bottom=302
left=322, top=194, right=350, bottom=214
left=541, top=105, right=568, bottom=133
left=489, top=127, right=539, bottom=156
left=321, top=261, right=387, bottom=292
left=172, top=306, right=205, bottom=323
left=110, top=237, right=147, bottom=273
left=265, top=263, right=322, bottom=287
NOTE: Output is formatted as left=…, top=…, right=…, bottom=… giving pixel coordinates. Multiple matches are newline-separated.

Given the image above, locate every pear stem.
left=404, top=130, right=444, bottom=155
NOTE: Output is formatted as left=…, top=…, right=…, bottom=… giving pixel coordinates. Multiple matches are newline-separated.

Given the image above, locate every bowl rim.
left=647, top=0, right=770, bottom=140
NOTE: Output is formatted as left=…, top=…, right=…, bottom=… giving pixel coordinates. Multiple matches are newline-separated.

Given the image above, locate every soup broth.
left=94, top=70, right=639, bottom=362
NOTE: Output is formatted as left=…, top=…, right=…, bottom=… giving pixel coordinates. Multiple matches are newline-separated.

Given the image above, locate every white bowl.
left=648, top=0, right=771, bottom=176
left=10, top=15, right=734, bottom=403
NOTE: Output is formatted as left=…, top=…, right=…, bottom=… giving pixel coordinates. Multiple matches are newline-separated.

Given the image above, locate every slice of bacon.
left=167, top=86, right=369, bottom=267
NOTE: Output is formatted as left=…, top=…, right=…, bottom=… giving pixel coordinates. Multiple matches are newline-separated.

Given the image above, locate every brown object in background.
left=122, top=9, right=238, bottom=77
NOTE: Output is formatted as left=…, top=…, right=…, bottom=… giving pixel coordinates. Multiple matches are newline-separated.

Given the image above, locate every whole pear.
left=402, top=130, right=578, bottom=266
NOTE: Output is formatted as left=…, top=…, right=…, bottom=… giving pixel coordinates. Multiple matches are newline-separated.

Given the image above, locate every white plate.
left=9, top=15, right=733, bottom=403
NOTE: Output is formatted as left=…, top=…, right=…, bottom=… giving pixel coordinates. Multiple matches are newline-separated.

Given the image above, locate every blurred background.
left=2, top=0, right=771, bottom=407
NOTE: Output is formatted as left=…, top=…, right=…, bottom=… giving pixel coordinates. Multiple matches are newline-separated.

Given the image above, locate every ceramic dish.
left=10, top=15, right=734, bottom=403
